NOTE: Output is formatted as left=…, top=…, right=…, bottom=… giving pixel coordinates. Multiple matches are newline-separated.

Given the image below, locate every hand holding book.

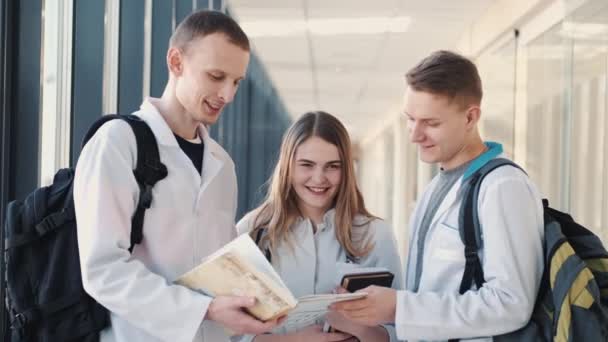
left=176, top=234, right=297, bottom=320
left=176, top=234, right=367, bottom=332
left=203, top=295, right=284, bottom=335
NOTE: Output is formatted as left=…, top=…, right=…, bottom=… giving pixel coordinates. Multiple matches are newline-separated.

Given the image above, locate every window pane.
left=568, top=1, right=608, bottom=244
left=477, top=36, right=517, bottom=157
left=525, top=23, right=571, bottom=211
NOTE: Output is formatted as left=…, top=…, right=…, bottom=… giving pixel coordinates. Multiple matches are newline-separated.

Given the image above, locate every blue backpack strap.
left=82, top=114, right=167, bottom=253
left=458, top=158, right=524, bottom=294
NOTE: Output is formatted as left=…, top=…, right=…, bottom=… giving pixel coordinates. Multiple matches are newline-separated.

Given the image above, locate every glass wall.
left=519, top=0, right=608, bottom=243
left=477, top=34, right=518, bottom=157
left=354, top=0, right=608, bottom=249
left=568, top=1, right=608, bottom=242
left=525, top=22, right=571, bottom=211
left=467, top=0, right=608, bottom=244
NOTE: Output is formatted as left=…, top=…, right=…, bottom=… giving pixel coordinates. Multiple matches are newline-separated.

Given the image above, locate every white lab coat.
left=74, top=99, right=238, bottom=342
left=234, top=209, right=403, bottom=342
left=396, top=146, right=544, bottom=342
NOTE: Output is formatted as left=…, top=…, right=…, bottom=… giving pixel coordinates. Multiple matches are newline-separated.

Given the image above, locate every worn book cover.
left=176, top=234, right=297, bottom=321
left=176, top=234, right=367, bottom=329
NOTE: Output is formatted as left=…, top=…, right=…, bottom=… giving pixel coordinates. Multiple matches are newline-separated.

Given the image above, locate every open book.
left=176, top=234, right=366, bottom=328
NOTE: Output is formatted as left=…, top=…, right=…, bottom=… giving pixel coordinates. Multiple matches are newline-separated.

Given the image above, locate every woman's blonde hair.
left=249, top=111, right=375, bottom=258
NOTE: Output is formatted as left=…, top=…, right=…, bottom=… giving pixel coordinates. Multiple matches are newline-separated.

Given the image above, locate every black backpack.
left=1, top=114, right=168, bottom=341
left=453, top=158, right=608, bottom=341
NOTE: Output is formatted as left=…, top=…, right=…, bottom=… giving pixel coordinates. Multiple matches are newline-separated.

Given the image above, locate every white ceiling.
left=228, top=0, right=496, bottom=142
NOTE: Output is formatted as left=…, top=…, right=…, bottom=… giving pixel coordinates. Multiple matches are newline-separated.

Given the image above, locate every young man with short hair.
left=75, top=10, right=280, bottom=341
left=332, top=50, right=544, bottom=341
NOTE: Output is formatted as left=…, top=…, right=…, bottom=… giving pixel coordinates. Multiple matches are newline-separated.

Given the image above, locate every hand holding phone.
left=341, top=270, right=394, bottom=292
left=324, top=268, right=394, bottom=333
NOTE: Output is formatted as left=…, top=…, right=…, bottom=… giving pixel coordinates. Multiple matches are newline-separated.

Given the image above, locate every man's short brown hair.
left=170, top=10, right=250, bottom=52
left=405, top=50, right=482, bottom=108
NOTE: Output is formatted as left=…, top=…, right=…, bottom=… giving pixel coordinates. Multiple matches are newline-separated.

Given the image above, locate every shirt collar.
left=317, top=208, right=336, bottom=232
left=138, top=97, right=211, bottom=148
left=462, top=141, right=503, bottom=180
left=137, top=98, right=179, bottom=147
left=297, top=208, right=336, bottom=232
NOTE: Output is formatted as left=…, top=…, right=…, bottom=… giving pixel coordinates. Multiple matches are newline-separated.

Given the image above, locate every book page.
left=230, top=233, right=288, bottom=289
left=187, top=234, right=287, bottom=289
left=281, top=292, right=367, bottom=332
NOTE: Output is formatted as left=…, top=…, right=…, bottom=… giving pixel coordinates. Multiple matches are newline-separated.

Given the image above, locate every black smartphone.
left=340, top=271, right=394, bottom=292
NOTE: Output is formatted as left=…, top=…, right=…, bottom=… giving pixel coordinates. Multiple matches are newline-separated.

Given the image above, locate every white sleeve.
left=74, top=121, right=211, bottom=341
left=395, top=176, right=544, bottom=340
left=237, top=211, right=259, bottom=235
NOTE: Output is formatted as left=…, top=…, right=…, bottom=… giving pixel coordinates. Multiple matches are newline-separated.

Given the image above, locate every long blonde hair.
left=249, top=111, right=375, bottom=258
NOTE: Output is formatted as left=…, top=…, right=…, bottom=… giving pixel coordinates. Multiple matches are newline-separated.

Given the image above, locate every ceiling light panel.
left=240, top=16, right=412, bottom=37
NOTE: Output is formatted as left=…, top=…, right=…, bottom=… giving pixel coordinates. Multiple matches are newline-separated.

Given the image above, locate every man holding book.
left=74, top=10, right=281, bottom=342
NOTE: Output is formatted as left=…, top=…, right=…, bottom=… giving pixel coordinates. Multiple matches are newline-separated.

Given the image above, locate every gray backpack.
left=452, top=158, right=608, bottom=342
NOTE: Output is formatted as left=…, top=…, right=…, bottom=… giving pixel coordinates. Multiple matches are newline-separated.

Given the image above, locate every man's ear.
left=465, top=105, right=481, bottom=129
left=167, top=47, right=184, bottom=76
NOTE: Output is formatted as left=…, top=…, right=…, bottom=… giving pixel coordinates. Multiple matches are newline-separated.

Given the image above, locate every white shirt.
left=396, top=145, right=544, bottom=342
left=235, top=209, right=404, bottom=341
left=74, top=99, right=238, bottom=342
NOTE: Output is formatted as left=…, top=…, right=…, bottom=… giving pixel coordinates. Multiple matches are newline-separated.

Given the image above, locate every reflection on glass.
left=522, top=0, right=608, bottom=244
left=526, top=22, right=570, bottom=211
left=568, top=0, right=608, bottom=244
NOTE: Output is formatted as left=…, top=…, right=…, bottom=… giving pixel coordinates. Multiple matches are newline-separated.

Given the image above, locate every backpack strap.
left=457, top=158, right=524, bottom=295
left=448, top=158, right=524, bottom=342
left=82, top=114, right=167, bottom=253
left=255, top=228, right=273, bottom=262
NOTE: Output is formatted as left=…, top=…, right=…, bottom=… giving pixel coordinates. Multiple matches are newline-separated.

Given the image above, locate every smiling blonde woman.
left=235, top=111, right=403, bottom=342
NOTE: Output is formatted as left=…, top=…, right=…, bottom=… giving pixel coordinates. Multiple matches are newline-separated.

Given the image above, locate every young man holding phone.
left=331, top=50, right=544, bottom=342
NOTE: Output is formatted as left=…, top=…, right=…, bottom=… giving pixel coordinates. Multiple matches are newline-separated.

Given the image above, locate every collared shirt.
left=235, top=209, right=404, bottom=341
left=74, top=98, right=238, bottom=342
